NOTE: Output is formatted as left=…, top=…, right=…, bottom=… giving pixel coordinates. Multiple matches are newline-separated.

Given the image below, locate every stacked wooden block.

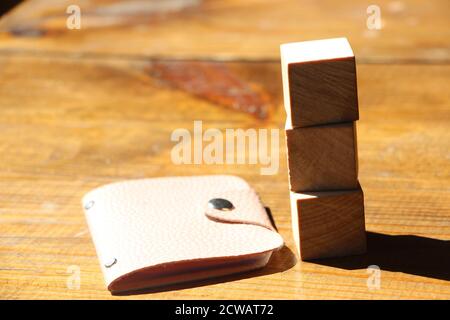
left=280, top=38, right=367, bottom=260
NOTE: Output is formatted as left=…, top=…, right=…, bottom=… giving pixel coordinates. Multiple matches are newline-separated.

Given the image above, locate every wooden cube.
left=286, top=122, right=358, bottom=192
left=281, top=38, right=359, bottom=128
left=290, top=186, right=366, bottom=260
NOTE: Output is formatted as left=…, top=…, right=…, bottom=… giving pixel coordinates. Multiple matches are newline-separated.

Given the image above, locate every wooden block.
left=290, top=186, right=366, bottom=260
left=281, top=38, right=359, bottom=128
left=286, top=121, right=358, bottom=192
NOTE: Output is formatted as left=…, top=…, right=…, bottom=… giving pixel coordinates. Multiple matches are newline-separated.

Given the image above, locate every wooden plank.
left=0, top=0, right=449, bottom=62
left=0, top=55, right=449, bottom=299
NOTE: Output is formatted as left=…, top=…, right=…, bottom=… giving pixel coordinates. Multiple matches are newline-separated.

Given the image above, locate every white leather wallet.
left=82, top=175, right=283, bottom=294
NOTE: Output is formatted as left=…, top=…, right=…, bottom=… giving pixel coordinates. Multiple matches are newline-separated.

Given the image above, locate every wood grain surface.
left=281, top=39, right=360, bottom=128
left=286, top=58, right=359, bottom=128
left=0, top=0, right=449, bottom=62
left=0, top=0, right=449, bottom=300
left=290, top=187, right=366, bottom=261
left=286, top=122, right=359, bottom=191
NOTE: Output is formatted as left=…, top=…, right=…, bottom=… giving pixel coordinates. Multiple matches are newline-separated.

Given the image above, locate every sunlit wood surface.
left=0, top=0, right=449, bottom=299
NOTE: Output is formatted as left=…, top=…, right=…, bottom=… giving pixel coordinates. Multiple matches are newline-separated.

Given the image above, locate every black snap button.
left=208, top=198, right=234, bottom=211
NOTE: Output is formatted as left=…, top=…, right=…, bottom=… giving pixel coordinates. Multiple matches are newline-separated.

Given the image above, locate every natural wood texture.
left=149, top=61, right=271, bottom=119
left=0, top=55, right=449, bottom=299
left=0, top=0, right=449, bottom=300
left=283, top=38, right=363, bottom=257
left=286, top=57, right=359, bottom=127
left=290, top=187, right=366, bottom=260
left=286, top=122, right=358, bottom=192
left=281, top=38, right=359, bottom=128
left=0, top=0, right=449, bottom=62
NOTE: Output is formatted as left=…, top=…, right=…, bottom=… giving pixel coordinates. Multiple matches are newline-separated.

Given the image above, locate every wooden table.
left=0, top=0, right=449, bottom=300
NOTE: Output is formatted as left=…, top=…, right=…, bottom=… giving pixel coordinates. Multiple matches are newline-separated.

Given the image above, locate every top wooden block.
left=281, top=38, right=359, bottom=128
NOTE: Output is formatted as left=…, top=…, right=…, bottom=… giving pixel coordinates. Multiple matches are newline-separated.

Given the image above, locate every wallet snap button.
left=208, top=198, right=234, bottom=211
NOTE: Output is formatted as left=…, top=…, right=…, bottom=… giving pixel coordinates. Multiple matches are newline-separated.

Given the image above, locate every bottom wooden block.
left=290, top=186, right=366, bottom=260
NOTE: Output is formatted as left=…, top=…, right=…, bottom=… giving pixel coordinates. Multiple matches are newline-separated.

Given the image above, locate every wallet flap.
left=204, top=189, right=275, bottom=231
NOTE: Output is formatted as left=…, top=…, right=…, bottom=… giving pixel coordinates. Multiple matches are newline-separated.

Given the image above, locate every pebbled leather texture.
left=82, top=175, right=284, bottom=293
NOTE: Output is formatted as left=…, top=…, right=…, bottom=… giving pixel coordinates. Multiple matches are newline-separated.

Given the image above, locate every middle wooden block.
left=286, top=122, right=358, bottom=192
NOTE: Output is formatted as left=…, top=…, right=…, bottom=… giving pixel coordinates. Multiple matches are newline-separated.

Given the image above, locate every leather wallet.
left=82, top=175, right=283, bottom=294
